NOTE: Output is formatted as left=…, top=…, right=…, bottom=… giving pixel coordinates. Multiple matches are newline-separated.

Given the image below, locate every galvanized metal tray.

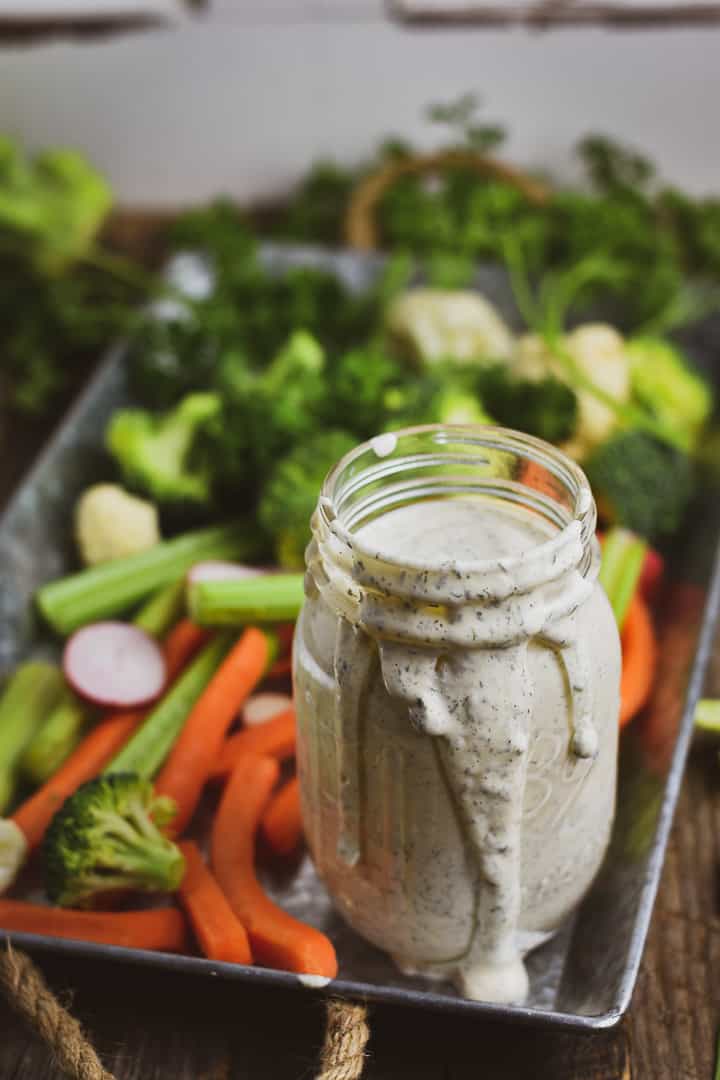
left=1, top=246, right=719, bottom=1031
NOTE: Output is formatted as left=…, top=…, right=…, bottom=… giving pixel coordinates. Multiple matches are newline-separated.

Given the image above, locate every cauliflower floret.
left=0, top=819, right=27, bottom=894
left=514, top=323, right=630, bottom=460
left=386, top=288, right=514, bottom=365
left=75, top=484, right=161, bottom=567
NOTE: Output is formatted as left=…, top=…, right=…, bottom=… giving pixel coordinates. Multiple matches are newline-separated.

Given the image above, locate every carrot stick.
left=210, top=708, right=297, bottom=781
left=177, top=841, right=252, bottom=965
left=162, top=619, right=211, bottom=682
left=211, top=754, right=337, bottom=978
left=10, top=618, right=208, bottom=855
left=0, top=900, right=188, bottom=952
left=11, top=714, right=140, bottom=851
left=155, top=628, right=274, bottom=835
left=261, top=777, right=303, bottom=857
left=620, top=593, right=658, bottom=728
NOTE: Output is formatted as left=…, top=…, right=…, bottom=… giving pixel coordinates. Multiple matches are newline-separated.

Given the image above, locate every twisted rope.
left=315, top=998, right=370, bottom=1080
left=0, top=944, right=115, bottom=1080
left=0, top=945, right=369, bottom=1080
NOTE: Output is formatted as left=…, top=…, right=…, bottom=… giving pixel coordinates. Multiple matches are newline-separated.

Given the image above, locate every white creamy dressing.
left=310, top=494, right=602, bottom=1003
left=296, top=973, right=333, bottom=989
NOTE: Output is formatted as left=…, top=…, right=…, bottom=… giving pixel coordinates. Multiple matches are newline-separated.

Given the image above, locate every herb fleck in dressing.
left=297, top=448, right=620, bottom=1004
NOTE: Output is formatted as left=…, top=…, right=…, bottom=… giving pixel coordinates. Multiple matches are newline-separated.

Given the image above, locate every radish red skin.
left=63, top=622, right=167, bottom=710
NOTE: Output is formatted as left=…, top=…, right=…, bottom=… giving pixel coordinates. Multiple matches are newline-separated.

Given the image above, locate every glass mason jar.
left=294, top=426, right=621, bottom=1004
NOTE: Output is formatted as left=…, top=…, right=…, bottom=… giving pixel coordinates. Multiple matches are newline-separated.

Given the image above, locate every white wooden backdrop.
left=0, top=6, right=716, bottom=205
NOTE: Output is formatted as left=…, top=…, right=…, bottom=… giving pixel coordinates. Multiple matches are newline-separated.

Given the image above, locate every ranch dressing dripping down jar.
left=294, top=426, right=620, bottom=1003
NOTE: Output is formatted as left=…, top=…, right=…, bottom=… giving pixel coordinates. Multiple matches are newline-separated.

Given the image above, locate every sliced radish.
left=63, top=622, right=167, bottom=709
left=186, top=561, right=266, bottom=585
left=243, top=693, right=293, bottom=727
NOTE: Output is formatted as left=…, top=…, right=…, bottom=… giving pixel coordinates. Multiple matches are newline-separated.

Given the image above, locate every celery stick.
left=133, top=579, right=186, bottom=638
left=20, top=691, right=95, bottom=787
left=36, top=520, right=264, bottom=636
left=695, top=699, right=720, bottom=734
left=0, top=662, right=66, bottom=812
left=188, top=574, right=305, bottom=627
left=598, top=527, right=647, bottom=631
left=107, top=633, right=232, bottom=779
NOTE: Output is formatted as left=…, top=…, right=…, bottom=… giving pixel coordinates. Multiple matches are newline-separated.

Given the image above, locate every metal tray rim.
left=610, top=537, right=720, bottom=1019
left=0, top=929, right=624, bottom=1031
left=0, top=344, right=126, bottom=538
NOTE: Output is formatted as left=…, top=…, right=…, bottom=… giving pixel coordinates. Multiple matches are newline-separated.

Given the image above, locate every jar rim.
left=319, top=423, right=596, bottom=580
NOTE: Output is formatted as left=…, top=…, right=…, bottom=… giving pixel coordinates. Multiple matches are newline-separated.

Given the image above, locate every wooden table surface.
left=1, top=416, right=718, bottom=1080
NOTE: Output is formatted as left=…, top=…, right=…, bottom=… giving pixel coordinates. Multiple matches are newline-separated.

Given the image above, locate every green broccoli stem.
left=20, top=692, right=95, bottom=788
left=84, top=792, right=185, bottom=893
left=187, top=574, right=305, bottom=627
left=112, top=837, right=184, bottom=892
left=106, top=634, right=233, bottom=779
left=0, top=662, right=66, bottom=813
left=36, top=521, right=264, bottom=636
left=598, top=527, right=647, bottom=631
left=70, top=840, right=184, bottom=901
left=132, top=579, right=186, bottom=638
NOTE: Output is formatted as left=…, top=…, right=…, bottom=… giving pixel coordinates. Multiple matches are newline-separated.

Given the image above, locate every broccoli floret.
left=380, top=377, right=437, bottom=431
left=43, top=774, right=184, bottom=908
left=476, top=364, right=578, bottom=443
left=259, top=429, right=357, bottom=569
left=627, top=337, right=712, bottom=450
left=106, top=392, right=220, bottom=506
left=0, top=139, right=113, bottom=273
left=380, top=365, right=490, bottom=431
left=205, top=331, right=330, bottom=494
left=429, top=385, right=492, bottom=426
left=324, top=345, right=408, bottom=437
left=249, top=329, right=327, bottom=446
left=585, top=430, right=695, bottom=540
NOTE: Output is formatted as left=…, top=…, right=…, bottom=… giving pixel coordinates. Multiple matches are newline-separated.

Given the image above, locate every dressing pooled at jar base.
left=293, top=426, right=621, bottom=1005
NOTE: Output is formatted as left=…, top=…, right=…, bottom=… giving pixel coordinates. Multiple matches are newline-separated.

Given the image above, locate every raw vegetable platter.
left=1, top=245, right=719, bottom=1032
